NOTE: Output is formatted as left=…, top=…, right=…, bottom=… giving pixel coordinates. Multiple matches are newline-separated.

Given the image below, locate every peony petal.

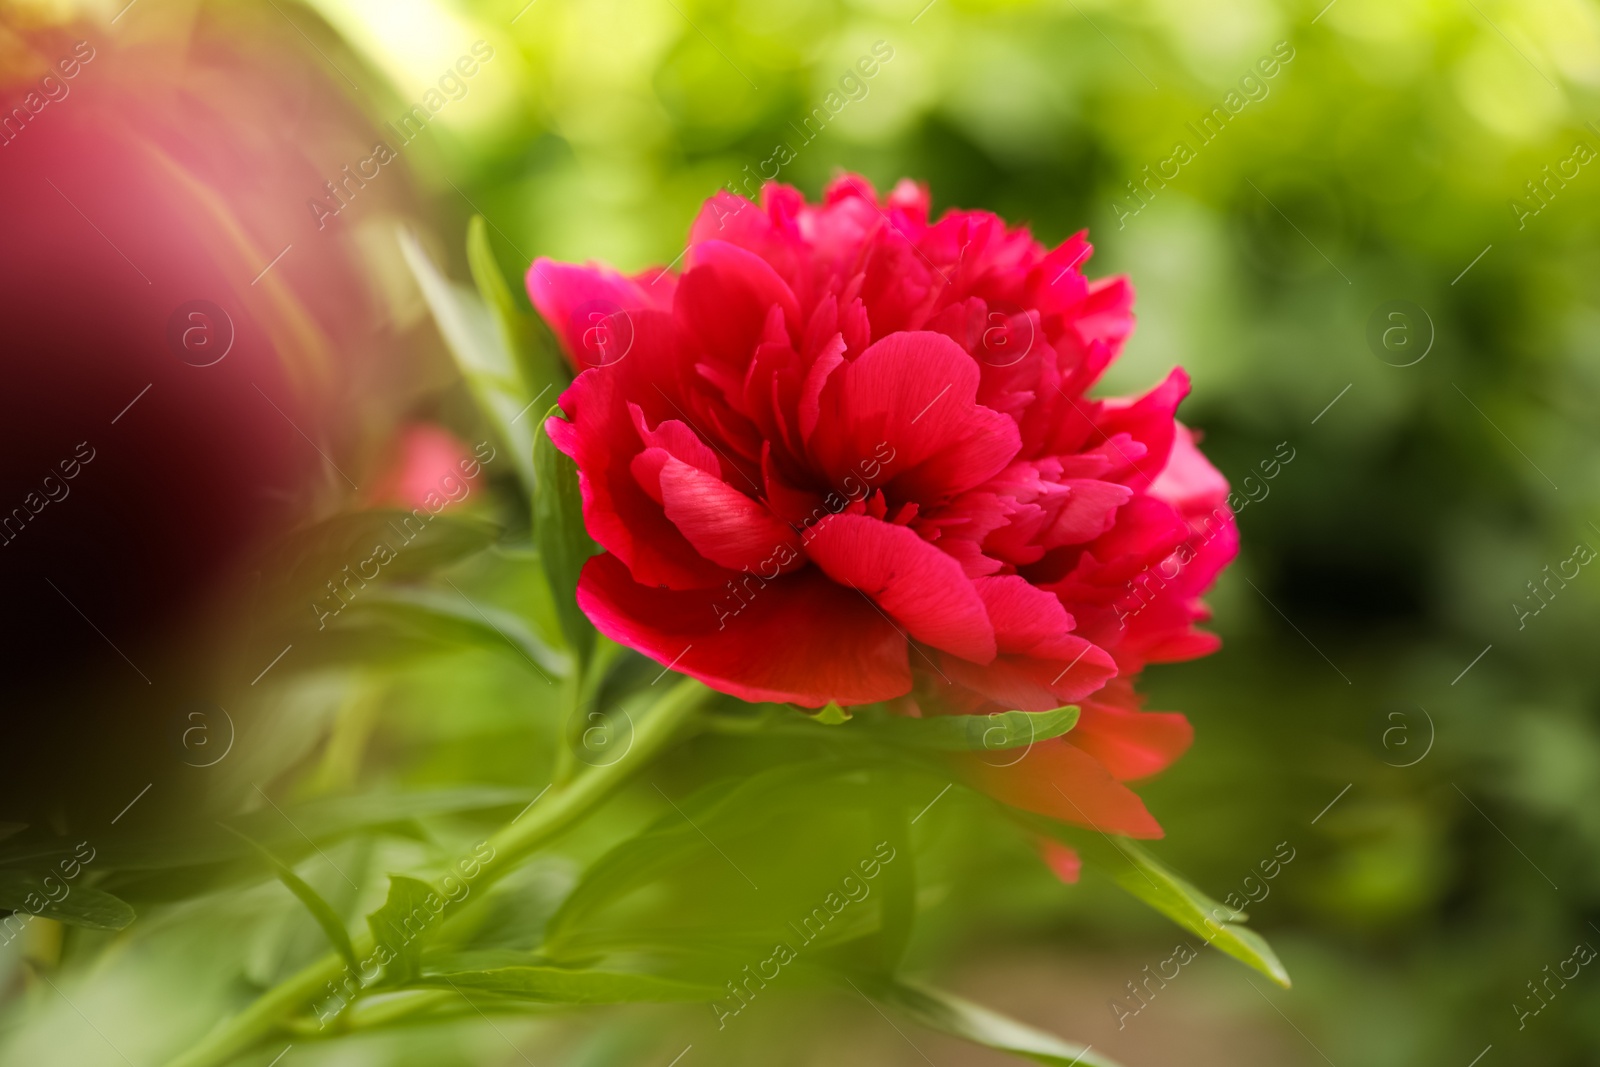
left=656, top=456, right=805, bottom=573
left=825, top=172, right=880, bottom=204
left=1075, top=274, right=1136, bottom=353
left=761, top=443, right=826, bottom=526
left=972, top=574, right=1078, bottom=652
left=629, top=403, right=721, bottom=478
left=956, top=737, right=1163, bottom=838
left=856, top=230, right=941, bottom=337
left=797, top=331, right=846, bottom=445
left=1070, top=493, right=1236, bottom=674
left=886, top=178, right=932, bottom=223
left=546, top=320, right=727, bottom=591
left=1097, top=367, right=1190, bottom=491
left=1046, top=495, right=1192, bottom=599
left=941, top=639, right=1117, bottom=710
left=677, top=239, right=801, bottom=367
left=527, top=259, right=665, bottom=369
left=1046, top=479, right=1134, bottom=546
left=1072, top=701, right=1194, bottom=781
left=1149, top=422, right=1229, bottom=515
left=1029, top=232, right=1092, bottom=313
left=687, top=188, right=805, bottom=296
left=810, top=331, right=1021, bottom=502
left=577, top=552, right=909, bottom=706
left=1037, top=838, right=1082, bottom=884
left=803, top=513, right=996, bottom=663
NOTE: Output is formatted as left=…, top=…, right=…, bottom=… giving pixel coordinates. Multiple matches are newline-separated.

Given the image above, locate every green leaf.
left=399, top=227, right=539, bottom=494
left=544, top=761, right=915, bottom=973
left=853, top=706, right=1080, bottom=752
left=812, top=703, right=853, bottom=725
left=479, top=545, right=567, bottom=651
left=367, top=875, right=447, bottom=986
left=414, top=965, right=718, bottom=1003
left=260, top=509, right=500, bottom=638
left=1061, top=832, right=1289, bottom=988
left=218, top=825, right=359, bottom=971
left=876, top=980, right=1126, bottom=1067
left=466, top=216, right=570, bottom=446
left=859, top=805, right=914, bottom=975
left=335, top=585, right=568, bottom=678
left=535, top=408, right=598, bottom=658
left=0, top=872, right=135, bottom=931
left=34, top=788, right=534, bottom=879
left=232, top=788, right=534, bottom=853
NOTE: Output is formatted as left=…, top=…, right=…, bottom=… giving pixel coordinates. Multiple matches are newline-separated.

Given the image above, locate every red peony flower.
left=531, top=175, right=1237, bottom=838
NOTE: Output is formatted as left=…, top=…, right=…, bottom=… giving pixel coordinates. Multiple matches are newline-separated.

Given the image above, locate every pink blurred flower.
left=368, top=424, right=481, bottom=511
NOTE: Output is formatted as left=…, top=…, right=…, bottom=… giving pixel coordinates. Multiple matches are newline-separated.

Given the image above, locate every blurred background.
left=2, top=0, right=1599, bottom=1064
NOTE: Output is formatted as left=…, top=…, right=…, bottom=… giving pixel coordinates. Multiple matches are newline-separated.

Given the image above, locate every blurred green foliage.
left=5, top=0, right=1600, bottom=1063
left=374, top=2, right=1600, bottom=1054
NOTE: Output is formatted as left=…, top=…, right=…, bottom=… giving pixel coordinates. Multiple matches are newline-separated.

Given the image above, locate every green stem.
left=575, top=635, right=620, bottom=712
left=551, top=668, right=581, bottom=787
left=554, top=635, right=621, bottom=786
left=164, top=676, right=713, bottom=1067
left=281, top=990, right=460, bottom=1035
